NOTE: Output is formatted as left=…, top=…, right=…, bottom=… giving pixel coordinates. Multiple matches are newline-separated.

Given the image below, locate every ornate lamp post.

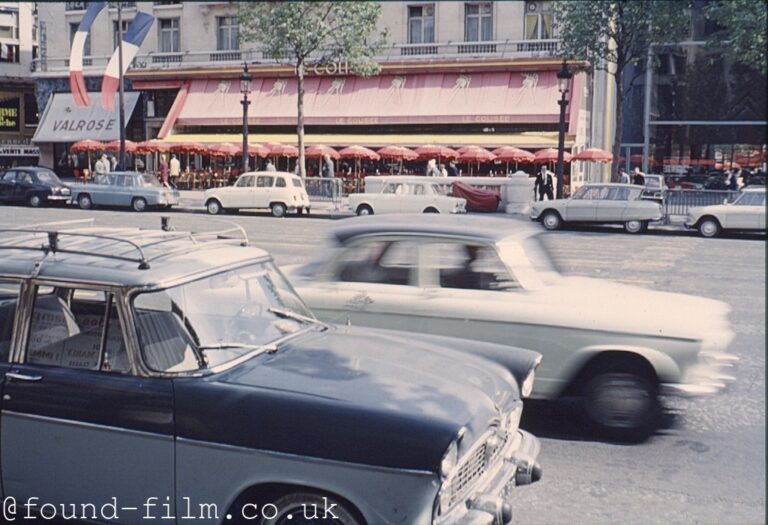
left=240, top=63, right=251, bottom=172
left=555, top=60, right=572, bottom=199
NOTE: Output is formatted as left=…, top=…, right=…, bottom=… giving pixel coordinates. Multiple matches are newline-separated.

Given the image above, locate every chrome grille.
left=444, top=428, right=509, bottom=509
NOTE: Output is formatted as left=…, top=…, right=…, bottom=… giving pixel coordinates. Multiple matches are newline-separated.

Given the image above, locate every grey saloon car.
left=69, top=171, right=180, bottom=212
left=0, top=219, right=542, bottom=525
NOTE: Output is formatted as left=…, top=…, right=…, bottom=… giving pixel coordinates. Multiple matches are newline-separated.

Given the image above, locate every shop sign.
left=305, top=59, right=350, bottom=76
left=0, top=93, right=21, bottom=133
left=0, top=145, right=40, bottom=157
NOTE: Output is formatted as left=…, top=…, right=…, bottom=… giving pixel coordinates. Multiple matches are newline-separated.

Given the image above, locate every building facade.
left=33, top=1, right=612, bottom=187
left=0, top=2, right=39, bottom=168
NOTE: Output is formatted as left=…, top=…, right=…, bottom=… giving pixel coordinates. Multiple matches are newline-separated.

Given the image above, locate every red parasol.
left=457, top=145, right=482, bottom=154
left=534, top=148, right=572, bottom=163
left=239, top=143, right=270, bottom=157
left=265, top=143, right=299, bottom=158
left=70, top=139, right=105, bottom=153
left=572, top=148, right=613, bottom=163
left=207, top=142, right=240, bottom=157
left=135, top=139, right=170, bottom=154
left=339, top=145, right=380, bottom=161
left=305, top=144, right=340, bottom=160
left=170, top=142, right=207, bottom=154
left=103, top=140, right=137, bottom=153
left=414, top=144, right=460, bottom=161
left=458, top=147, right=496, bottom=176
left=377, top=145, right=418, bottom=161
left=492, top=146, right=534, bottom=163
left=630, top=154, right=657, bottom=166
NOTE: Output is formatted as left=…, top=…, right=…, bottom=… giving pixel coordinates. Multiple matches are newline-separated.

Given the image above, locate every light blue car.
left=70, top=171, right=180, bottom=212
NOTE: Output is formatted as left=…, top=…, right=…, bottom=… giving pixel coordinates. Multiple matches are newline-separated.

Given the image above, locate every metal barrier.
left=304, top=178, right=343, bottom=208
left=663, top=189, right=741, bottom=216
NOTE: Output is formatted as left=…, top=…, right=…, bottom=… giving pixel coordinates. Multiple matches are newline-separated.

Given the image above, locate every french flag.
left=101, top=12, right=155, bottom=111
left=68, top=1, right=106, bottom=107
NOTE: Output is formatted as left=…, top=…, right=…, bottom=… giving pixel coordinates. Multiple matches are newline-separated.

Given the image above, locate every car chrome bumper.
left=435, top=430, right=541, bottom=525
left=46, top=195, right=70, bottom=201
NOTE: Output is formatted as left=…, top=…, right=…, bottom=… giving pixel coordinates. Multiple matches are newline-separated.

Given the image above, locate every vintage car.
left=204, top=171, right=310, bottom=217
left=69, top=171, right=180, bottom=212
left=530, top=183, right=664, bottom=233
left=288, top=215, right=737, bottom=439
left=349, top=179, right=466, bottom=216
left=0, top=219, right=542, bottom=525
left=685, top=187, right=766, bottom=237
left=0, top=166, right=71, bottom=207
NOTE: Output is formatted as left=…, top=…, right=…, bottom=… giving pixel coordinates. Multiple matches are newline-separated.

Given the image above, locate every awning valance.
left=174, top=71, right=583, bottom=127
left=32, top=92, right=140, bottom=143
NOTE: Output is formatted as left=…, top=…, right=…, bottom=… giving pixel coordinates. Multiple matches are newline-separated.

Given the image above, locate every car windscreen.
left=35, top=171, right=62, bottom=185
left=142, top=174, right=162, bottom=187
left=132, top=261, right=315, bottom=372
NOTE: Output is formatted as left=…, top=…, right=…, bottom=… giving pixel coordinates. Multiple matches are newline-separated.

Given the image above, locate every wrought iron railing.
left=663, top=189, right=741, bottom=216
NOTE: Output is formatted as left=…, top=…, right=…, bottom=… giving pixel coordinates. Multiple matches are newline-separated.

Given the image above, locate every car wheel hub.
left=585, top=374, right=652, bottom=429
left=701, top=221, right=717, bottom=236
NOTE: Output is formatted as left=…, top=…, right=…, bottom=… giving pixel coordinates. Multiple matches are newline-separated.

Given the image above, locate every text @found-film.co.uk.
left=1, top=496, right=342, bottom=521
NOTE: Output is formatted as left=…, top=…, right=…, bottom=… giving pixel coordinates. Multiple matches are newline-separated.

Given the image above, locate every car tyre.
left=261, top=493, right=361, bottom=525
left=356, top=204, right=373, bottom=216
left=132, top=197, right=148, bottom=212
left=698, top=217, right=721, bottom=238
left=582, top=369, right=660, bottom=441
left=624, top=220, right=645, bottom=234
left=28, top=194, right=43, bottom=208
left=206, top=199, right=223, bottom=215
left=78, top=194, right=93, bottom=210
left=541, top=210, right=561, bottom=230
left=271, top=202, right=287, bottom=218
left=423, top=207, right=439, bottom=213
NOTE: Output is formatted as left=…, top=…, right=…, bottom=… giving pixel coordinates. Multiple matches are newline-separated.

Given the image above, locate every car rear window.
left=276, top=177, right=287, bottom=188
left=292, top=179, right=303, bottom=188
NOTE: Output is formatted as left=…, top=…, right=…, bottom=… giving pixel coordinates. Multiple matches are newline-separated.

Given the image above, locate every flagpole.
left=117, top=2, right=126, bottom=170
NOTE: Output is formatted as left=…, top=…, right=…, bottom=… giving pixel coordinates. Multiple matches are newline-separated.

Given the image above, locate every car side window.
left=0, top=280, right=20, bottom=362
left=336, top=240, right=417, bottom=286
left=26, top=287, right=131, bottom=374
left=236, top=175, right=254, bottom=187
left=382, top=183, right=399, bottom=194
left=605, top=187, right=630, bottom=201
left=17, top=172, right=33, bottom=184
left=275, top=177, right=287, bottom=188
left=2, top=171, right=16, bottom=181
left=292, top=178, right=303, bottom=188
left=257, top=176, right=274, bottom=188
left=413, top=184, right=426, bottom=195
left=428, top=243, right=520, bottom=292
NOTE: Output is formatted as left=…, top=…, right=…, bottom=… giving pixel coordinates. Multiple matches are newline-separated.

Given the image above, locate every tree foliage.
left=238, top=2, right=388, bottom=177
left=553, top=1, right=690, bottom=177
left=705, top=0, right=767, bottom=73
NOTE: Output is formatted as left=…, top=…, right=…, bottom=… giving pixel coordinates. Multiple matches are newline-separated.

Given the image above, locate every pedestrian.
left=534, top=165, right=555, bottom=201
left=266, top=160, right=276, bottom=172
left=633, top=167, right=645, bottom=186
left=447, top=160, right=458, bottom=177
left=439, top=163, right=448, bottom=177
left=135, top=156, right=144, bottom=172
left=170, top=154, right=181, bottom=187
left=729, top=168, right=739, bottom=191
left=110, top=156, right=119, bottom=172
left=321, top=154, right=335, bottom=199
left=95, top=154, right=109, bottom=176
left=619, top=169, right=630, bottom=184
left=159, top=155, right=170, bottom=187
left=426, top=159, right=440, bottom=177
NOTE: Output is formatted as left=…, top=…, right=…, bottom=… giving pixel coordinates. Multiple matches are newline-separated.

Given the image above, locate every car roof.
left=582, top=183, right=642, bottom=188
left=330, top=214, right=541, bottom=245
left=742, top=187, right=765, bottom=193
left=241, top=171, right=300, bottom=179
left=0, top=221, right=270, bottom=289
left=4, top=166, right=54, bottom=173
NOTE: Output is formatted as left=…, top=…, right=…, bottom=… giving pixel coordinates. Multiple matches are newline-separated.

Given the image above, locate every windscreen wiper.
left=268, top=307, right=327, bottom=330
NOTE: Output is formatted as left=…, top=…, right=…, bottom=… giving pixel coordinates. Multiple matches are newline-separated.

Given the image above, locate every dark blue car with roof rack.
left=0, top=218, right=541, bottom=525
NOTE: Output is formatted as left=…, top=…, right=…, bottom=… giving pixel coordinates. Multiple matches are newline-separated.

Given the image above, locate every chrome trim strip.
left=2, top=410, right=173, bottom=442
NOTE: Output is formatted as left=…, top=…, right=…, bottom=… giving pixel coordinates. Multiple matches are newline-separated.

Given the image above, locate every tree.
left=238, top=2, right=387, bottom=178
left=705, top=0, right=767, bottom=73
left=553, top=1, right=690, bottom=178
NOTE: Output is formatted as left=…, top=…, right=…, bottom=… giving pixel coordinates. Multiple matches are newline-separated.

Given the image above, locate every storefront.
left=0, top=83, right=39, bottom=169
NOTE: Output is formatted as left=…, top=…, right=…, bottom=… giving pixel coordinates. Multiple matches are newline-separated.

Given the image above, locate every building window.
left=0, top=43, right=19, bottom=63
left=0, top=10, right=19, bottom=40
left=158, top=18, right=180, bottom=53
left=464, top=2, right=492, bottom=42
left=217, top=16, right=239, bottom=51
left=524, top=1, right=553, bottom=40
left=113, top=20, right=130, bottom=49
left=408, top=5, right=435, bottom=44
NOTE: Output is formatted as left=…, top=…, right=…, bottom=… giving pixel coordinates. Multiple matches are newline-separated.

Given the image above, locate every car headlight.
left=61, top=187, right=70, bottom=195
left=440, top=439, right=459, bottom=478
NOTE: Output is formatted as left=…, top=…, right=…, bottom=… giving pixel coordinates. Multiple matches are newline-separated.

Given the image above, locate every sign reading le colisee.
left=0, top=95, right=21, bottom=133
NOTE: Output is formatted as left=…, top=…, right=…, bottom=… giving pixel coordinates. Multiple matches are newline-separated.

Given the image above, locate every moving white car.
left=685, top=187, right=766, bottom=237
left=204, top=171, right=310, bottom=217
left=530, top=183, right=663, bottom=233
left=349, top=179, right=466, bottom=215
left=288, top=215, right=736, bottom=439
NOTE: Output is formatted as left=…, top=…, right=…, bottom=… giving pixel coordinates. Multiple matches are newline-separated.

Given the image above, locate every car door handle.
left=6, top=372, right=43, bottom=382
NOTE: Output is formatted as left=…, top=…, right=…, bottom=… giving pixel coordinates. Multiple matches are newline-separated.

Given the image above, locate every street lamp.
left=240, top=63, right=251, bottom=173
left=555, top=60, right=572, bottom=199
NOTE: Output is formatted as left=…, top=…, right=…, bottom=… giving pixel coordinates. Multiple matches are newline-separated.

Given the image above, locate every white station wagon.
left=685, top=187, right=766, bottom=237
left=350, top=179, right=466, bottom=216
left=530, top=183, right=663, bottom=233
left=204, top=171, right=310, bottom=217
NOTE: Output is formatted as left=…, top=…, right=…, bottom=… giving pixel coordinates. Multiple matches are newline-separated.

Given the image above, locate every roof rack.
left=0, top=217, right=250, bottom=271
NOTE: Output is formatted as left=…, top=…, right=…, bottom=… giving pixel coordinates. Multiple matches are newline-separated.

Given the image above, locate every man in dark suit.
left=534, top=166, right=554, bottom=201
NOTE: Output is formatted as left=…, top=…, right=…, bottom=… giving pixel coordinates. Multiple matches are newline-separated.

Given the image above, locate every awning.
left=174, top=71, right=583, bottom=127
left=161, top=131, right=574, bottom=149
left=32, top=92, right=140, bottom=143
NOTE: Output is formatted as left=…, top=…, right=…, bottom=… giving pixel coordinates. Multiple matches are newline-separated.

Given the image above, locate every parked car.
left=288, top=215, right=737, bottom=439
left=685, top=187, right=766, bottom=237
left=641, top=174, right=666, bottom=205
left=204, top=171, right=310, bottom=217
left=0, top=219, right=542, bottom=525
left=349, top=178, right=466, bottom=216
left=530, top=183, right=663, bottom=233
left=69, top=171, right=180, bottom=212
left=0, top=166, right=71, bottom=207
